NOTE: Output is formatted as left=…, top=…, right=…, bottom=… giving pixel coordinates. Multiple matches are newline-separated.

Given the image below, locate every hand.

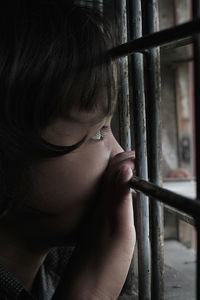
left=53, top=151, right=136, bottom=300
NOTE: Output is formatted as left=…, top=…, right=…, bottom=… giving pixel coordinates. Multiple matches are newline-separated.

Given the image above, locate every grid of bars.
left=79, top=0, right=199, bottom=299
left=110, top=0, right=200, bottom=299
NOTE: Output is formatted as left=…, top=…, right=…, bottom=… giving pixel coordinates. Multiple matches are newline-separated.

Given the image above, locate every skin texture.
left=18, top=111, right=125, bottom=244
left=0, top=109, right=136, bottom=298
left=52, top=150, right=136, bottom=300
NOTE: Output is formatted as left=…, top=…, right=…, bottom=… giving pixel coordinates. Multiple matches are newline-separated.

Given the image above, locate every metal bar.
left=143, top=1, right=164, bottom=299
left=161, top=36, right=193, bottom=51
left=193, top=3, right=200, bottom=202
left=129, top=0, right=151, bottom=299
left=117, top=0, right=133, bottom=297
left=118, top=0, right=131, bottom=152
left=164, top=205, right=195, bottom=226
left=110, top=18, right=200, bottom=58
left=129, top=176, right=200, bottom=220
left=192, top=1, right=200, bottom=299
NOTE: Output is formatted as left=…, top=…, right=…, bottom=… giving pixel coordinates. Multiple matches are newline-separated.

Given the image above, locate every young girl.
left=0, top=1, right=136, bottom=299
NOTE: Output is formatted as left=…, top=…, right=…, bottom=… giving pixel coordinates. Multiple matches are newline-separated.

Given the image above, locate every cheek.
left=31, top=148, right=110, bottom=215
left=13, top=144, right=112, bottom=245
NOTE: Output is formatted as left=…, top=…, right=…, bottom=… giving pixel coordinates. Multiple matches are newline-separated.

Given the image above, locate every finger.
left=115, top=165, right=133, bottom=196
left=108, top=151, right=135, bottom=168
left=104, top=155, right=135, bottom=186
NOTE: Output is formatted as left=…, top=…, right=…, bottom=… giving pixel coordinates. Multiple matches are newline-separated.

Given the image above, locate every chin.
left=30, top=219, right=86, bottom=249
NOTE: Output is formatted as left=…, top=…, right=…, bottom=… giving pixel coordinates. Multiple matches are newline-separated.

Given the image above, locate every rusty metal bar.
left=110, top=18, right=200, bottom=58
left=118, top=0, right=131, bottom=152
left=129, top=176, right=200, bottom=220
left=161, top=36, right=193, bottom=51
left=129, top=0, right=151, bottom=299
left=193, top=1, right=200, bottom=299
left=142, top=1, right=164, bottom=299
left=164, top=205, right=195, bottom=226
left=193, top=3, right=200, bottom=202
left=117, top=0, right=133, bottom=297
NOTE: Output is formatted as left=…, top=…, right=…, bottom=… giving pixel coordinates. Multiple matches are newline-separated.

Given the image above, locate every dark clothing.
left=0, top=247, right=74, bottom=300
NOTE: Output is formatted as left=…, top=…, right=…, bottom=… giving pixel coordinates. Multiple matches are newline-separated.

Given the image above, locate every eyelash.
left=90, top=126, right=110, bottom=142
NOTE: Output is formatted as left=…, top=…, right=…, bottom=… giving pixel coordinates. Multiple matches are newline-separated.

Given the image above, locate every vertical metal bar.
left=118, top=0, right=132, bottom=152
left=143, top=1, right=164, bottom=299
left=193, top=0, right=200, bottom=197
left=117, top=0, right=134, bottom=296
left=129, top=0, right=151, bottom=299
left=193, top=0, right=200, bottom=299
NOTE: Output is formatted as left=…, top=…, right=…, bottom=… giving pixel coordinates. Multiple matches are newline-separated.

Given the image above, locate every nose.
left=110, top=135, right=124, bottom=159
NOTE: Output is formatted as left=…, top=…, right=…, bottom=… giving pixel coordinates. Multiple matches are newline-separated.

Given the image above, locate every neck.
left=0, top=227, right=49, bottom=292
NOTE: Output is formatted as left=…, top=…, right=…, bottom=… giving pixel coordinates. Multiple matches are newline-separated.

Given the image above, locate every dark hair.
left=0, top=0, right=118, bottom=216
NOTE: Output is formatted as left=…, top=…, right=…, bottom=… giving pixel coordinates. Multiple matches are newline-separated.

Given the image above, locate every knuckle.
left=118, top=158, right=135, bottom=170
left=110, top=151, right=135, bottom=165
left=104, top=152, right=136, bottom=185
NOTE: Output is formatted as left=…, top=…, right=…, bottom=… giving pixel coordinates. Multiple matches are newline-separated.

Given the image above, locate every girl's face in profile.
left=19, top=109, right=123, bottom=246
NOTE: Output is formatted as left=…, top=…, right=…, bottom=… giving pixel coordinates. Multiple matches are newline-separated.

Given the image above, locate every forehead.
left=44, top=109, right=108, bottom=135
left=67, top=108, right=107, bottom=126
